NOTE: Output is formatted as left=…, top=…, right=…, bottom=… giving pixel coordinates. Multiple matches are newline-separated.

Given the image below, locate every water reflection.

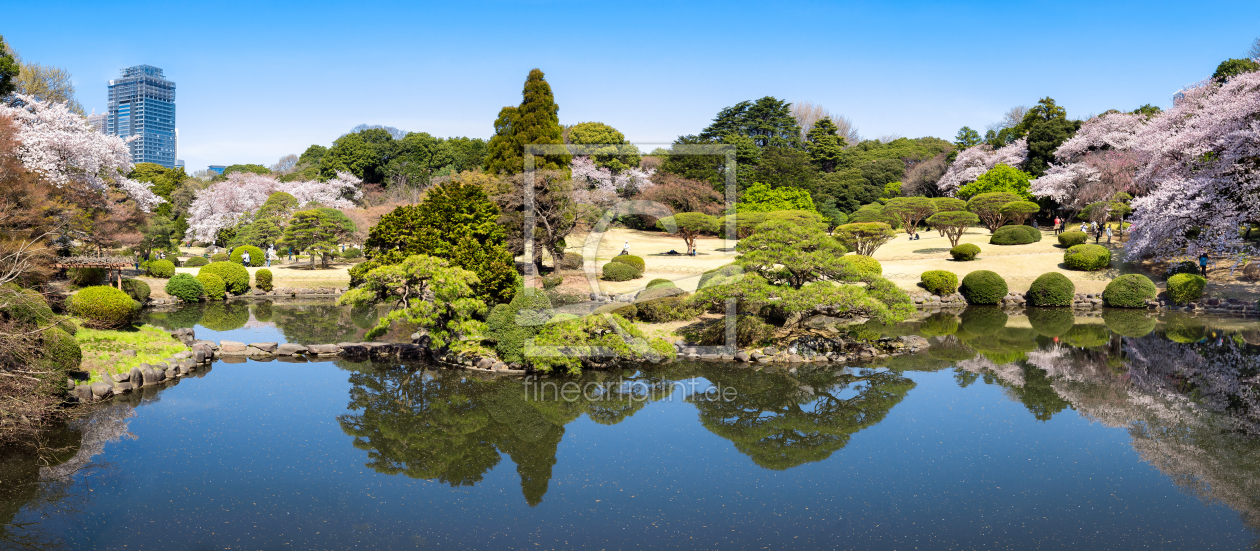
left=140, top=301, right=407, bottom=343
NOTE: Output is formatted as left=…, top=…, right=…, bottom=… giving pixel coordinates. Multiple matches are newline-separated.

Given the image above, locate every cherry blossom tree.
left=1030, top=112, right=1144, bottom=210
left=0, top=94, right=161, bottom=211
left=571, top=155, right=655, bottom=206
left=185, top=171, right=362, bottom=243
left=936, top=138, right=1027, bottom=196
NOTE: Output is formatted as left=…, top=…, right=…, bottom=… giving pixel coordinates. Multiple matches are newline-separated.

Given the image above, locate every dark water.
left=4, top=304, right=1260, bottom=550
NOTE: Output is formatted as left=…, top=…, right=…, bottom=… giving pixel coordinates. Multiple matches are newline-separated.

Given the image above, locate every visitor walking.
left=1053, top=216, right=1061, bottom=235
left=1199, top=253, right=1209, bottom=278
left=1106, top=225, right=1113, bottom=243
left=242, top=251, right=251, bottom=266
left=1094, top=227, right=1101, bottom=244
left=266, top=246, right=275, bottom=267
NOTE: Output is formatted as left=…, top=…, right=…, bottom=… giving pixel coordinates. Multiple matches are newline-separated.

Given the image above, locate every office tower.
left=208, top=165, right=226, bottom=175
left=107, top=65, right=176, bottom=167
left=87, top=113, right=106, bottom=133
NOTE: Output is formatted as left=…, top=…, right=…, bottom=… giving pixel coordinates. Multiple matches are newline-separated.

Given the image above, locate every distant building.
left=208, top=165, right=226, bottom=175
left=175, top=160, right=185, bottom=169
left=107, top=65, right=176, bottom=168
left=87, top=113, right=106, bottom=133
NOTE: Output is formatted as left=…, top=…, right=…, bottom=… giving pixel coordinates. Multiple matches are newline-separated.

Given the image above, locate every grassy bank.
left=75, top=324, right=190, bottom=383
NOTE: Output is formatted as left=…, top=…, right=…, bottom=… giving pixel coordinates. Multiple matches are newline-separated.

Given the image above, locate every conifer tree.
left=482, top=69, right=568, bottom=174
left=805, top=117, right=846, bottom=172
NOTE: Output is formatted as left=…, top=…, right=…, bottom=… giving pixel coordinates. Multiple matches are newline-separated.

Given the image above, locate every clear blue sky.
left=7, top=0, right=1259, bottom=173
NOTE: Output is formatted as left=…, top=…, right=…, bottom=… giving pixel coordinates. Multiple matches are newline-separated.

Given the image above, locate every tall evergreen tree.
left=482, top=69, right=568, bottom=175
left=0, top=36, right=17, bottom=98
left=484, top=106, right=521, bottom=174
left=699, top=97, right=802, bottom=149
left=805, top=117, right=846, bottom=172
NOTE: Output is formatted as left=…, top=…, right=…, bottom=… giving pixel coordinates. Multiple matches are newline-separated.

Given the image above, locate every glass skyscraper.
left=107, top=65, right=176, bottom=168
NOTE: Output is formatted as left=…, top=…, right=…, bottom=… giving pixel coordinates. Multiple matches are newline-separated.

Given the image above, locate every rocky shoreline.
left=906, top=290, right=1260, bottom=316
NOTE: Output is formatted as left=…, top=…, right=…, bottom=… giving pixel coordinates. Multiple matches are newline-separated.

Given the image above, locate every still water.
left=3, top=303, right=1260, bottom=550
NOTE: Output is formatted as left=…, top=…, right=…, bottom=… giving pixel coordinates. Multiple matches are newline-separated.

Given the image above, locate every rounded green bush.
left=1027, top=307, right=1074, bottom=337
left=1026, top=272, right=1075, bottom=307
left=1018, top=225, right=1042, bottom=242
left=611, top=254, right=645, bottom=273
left=951, top=243, right=981, bottom=261
left=183, top=256, right=209, bottom=267
left=165, top=273, right=205, bottom=302
left=1058, top=230, right=1087, bottom=247
left=231, top=245, right=265, bottom=267
left=38, top=327, right=82, bottom=376
left=920, top=270, right=959, bottom=295
left=1164, top=260, right=1200, bottom=279
left=1102, top=309, right=1157, bottom=338
left=540, top=274, right=564, bottom=289
left=1103, top=274, right=1157, bottom=308
left=646, top=278, right=676, bottom=290
left=1063, top=324, right=1110, bottom=348
left=959, top=270, right=1008, bottom=305
left=845, top=254, right=882, bottom=276
left=960, top=307, right=1008, bottom=336
left=487, top=289, right=553, bottom=363
left=635, top=287, right=691, bottom=322
left=255, top=268, right=274, bottom=292
left=698, top=264, right=743, bottom=289
left=918, top=313, right=959, bottom=337
left=342, top=247, right=363, bottom=259
left=196, top=273, right=226, bottom=300
left=120, top=278, right=151, bottom=303
left=1167, top=273, right=1206, bottom=305
left=990, top=225, right=1036, bottom=245
left=198, top=262, right=250, bottom=295
left=1, top=284, right=54, bottom=327
left=1064, top=244, right=1112, bottom=271
left=70, top=285, right=137, bottom=328
left=211, top=252, right=230, bottom=262
left=602, top=261, right=641, bottom=281
left=147, top=259, right=175, bottom=278
left=68, top=267, right=106, bottom=287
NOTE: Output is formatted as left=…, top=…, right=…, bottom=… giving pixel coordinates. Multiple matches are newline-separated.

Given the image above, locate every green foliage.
left=198, top=261, right=250, bottom=295
left=486, top=288, right=553, bottom=363
left=657, top=212, right=719, bottom=254
left=231, top=245, right=265, bottom=267
left=0, top=36, right=18, bottom=98
left=567, top=122, right=640, bottom=170
left=70, top=286, right=137, bottom=328
left=1027, top=307, right=1074, bottom=337
left=1017, top=225, right=1042, bottom=242
left=1063, top=244, right=1111, bottom=271
left=990, top=225, right=1037, bottom=245
left=530, top=314, right=674, bottom=374
left=540, top=274, right=563, bottom=290
left=954, top=126, right=981, bottom=148
left=1103, top=274, right=1157, bottom=308
left=196, top=273, right=226, bottom=300
left=960, top=307, right=1008, bottom=335
left=1212, top=58, right=1260, bottom=82
left=833, top=222, right=896, bottom=257
left=69, top=267, right=106, bottom=287
left=646, top=278, right=676, bottom=290
left=736, top=182, right=815, bottom=212
left=1164, top=260, right=1199, bottom=279
left=38, top=327, right=81, bottom=375
left=483, top=69, right=568, bottom=175
left=683, top=314, right=776, bottom=347
left=200, top=301, right=248, bottom=331
left=1102, top=309, right=1156, bottom=338
left=1, top=284, right=54, bottom=327
left=844, top=254, right=882, bottom=276
left=999, top=201, right=1040, bottom=226
left=1062, top=324, right=1109, bottom=348
left=145, top=259, right=174, bottom=278
left=848, top=203, right=899, bottom=227
left=1164, top=316, right=1207, bottom=343
left=959, top=271, right=1007, bottom=305
left=611, top=254, right=645, bottom=273
left=927, top=210, right=980, bottom=247
left=1026, top=273, right=1074, bottom=307
left=805, top=117, right=847, bottom=172
left=255, top=268, right=274, bottom=292
left=1058, top=230, right=1087, bottom=247
left=957, top=164, right=1033, bottom=200
left=165, top=273, right=205, bottom=302
left=280, top=209, right=347, bottom=268
left=1167, top=273, right=1206, bottom=305
left=602, top=262, right=641, bottom=281
left=919, top=312, right=959, bottom=337
left=337, top=255, right=487, bottom=347
left=183, top=256, right=209, bottom=267
left=739, top=219, right=855, bottom=288
left=698, top=264, right=744, bottom=289
left=950, top=243, right=980, bottom=261
left=967, top=192, right=1023, bottom=232
left=635, top=291, right=693, bottom=322
left=342, top=247, right=362, bottom=259
left=699, top=96, right=802, bottom=149
left=689, top=273, right=914, bottom=327
left=222, top=163, right=271, bottom=177
left=920, top=270, right=959, bottom=295
left=120, top=278, right=150, bottom=303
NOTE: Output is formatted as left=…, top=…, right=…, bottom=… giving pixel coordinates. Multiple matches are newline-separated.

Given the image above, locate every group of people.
left=1052, top=216, right=1115, bottom=244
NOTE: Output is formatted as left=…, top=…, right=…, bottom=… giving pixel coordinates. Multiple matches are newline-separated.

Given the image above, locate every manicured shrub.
left=183, top=256, right=209, bottom=267
left=844, top=254, right=882, bottom=276
left=196, top=273, right=226, bottom=300
left=342, top=247, right=363, bottom=259
left=120, top=278, right=151, bottom=303
left=960, top=307, right=1008, bottom=336
left=38, top=327, right=81, bottom=375
left=593, top=302, right=638, bottom=318
left=211, top=252, right=229, bottom=262
left=1058, top=230, right=1087, bottom=247
left=165, top=273, right=205, bottom=302
left=698, top=264, right=743, bottom=289
left=148, top=259, right=175, bottom=278
left=1063, top=244, right=1112, bottom=271
left=1018, top=225, right=1042, bottom=242
left=1167, top=273, right=1206, bottom=305
left=1027, top=307, right=1075, bottom=337
left=530, top=313, right=674, bottom=374
left=950, top=243, right=980, bottom=261
left=918, top=312, right=959, bottom=337
left=1063, top=324, right=1109, bottom=348
left=68, top=267, right=106, bottom=287
left=1026, top=272, right=1075, bottom=307
left=611, top=254, right=645, bottom=273
left=255, top=268, right=274, bottom=292
left=959, top=270, right=1007, bottom=305
left=646, top=278, right=676, bottom=290
left=920, top=270, right=959, bottom=295
left=70, top=285, right=137, bottom=328
left=634, top=286, right=691, bottom=323
left=486, top=289, right=553, bottom=363
left=198, top=262, right=250, bottom=295
left=541, top=274, right=563, bottom=289
left=1241, top=262, right=1260, bottom=281
left=1164, top=260, right=1200, bottom=279
left=1103, top=274, right=1157, bottom=308
left=1102, top=309, right=1157, bottom=338
left=231, top=245, right=265, bottom=267
left=602, top=261, right=641, bottom=281
left=990, top=225, right=1036, bottom=245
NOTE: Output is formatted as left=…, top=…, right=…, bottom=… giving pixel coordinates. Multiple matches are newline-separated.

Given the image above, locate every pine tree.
left=482, top=69, right=568, bottom=175
left=484, top=106, right=520, bottom=174
left=805, top=117, right=846, bottom=172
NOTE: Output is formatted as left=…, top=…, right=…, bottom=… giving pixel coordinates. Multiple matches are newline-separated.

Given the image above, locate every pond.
left=3, top=303, right=1260, bottom=550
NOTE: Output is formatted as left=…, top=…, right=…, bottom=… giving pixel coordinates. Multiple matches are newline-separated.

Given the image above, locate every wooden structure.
left=52, top=256, right=134, bottom=290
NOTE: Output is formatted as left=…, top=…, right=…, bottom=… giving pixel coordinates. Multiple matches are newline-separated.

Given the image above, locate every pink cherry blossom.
left=185, top=171, right=362, bottom=243
left=937, top=139, right=1027, bottom=196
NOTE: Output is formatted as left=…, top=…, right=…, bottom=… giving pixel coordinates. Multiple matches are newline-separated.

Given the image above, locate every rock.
left=338, top=342, right=367, bottom=356
left=112, top=382, right=133, bottom=393
left=762, top=346, right=779, bottom=356
left=787, top=354, right=804, bottom=363
left=90, top=382, right=113, bottom=399
left=475, top=358, right=494, bottom=369
left=734, top=351, right=750, bottom=362
left=165, top=370, right=179, bottom=379
left=306, top=344, right=340, bottom=355
left=71, top=385, right=91, bottom=402
left=365, top=343, right=396, bottom=356
left=192, top=345, right=208, bottom=363
left=276, top=343, right=308, bottom=356
left=173, top=351, right=192, bottom=360
left=397, top=344, right=424, bottom=358
left=113, top=372, right=130, bottom=383
left=177, top=362, right=192, bottom=375
left=250, top=342, right=279, bottom=353
left=120, top=349, right=137, bottom=357
left=141, top=369, right=162, bottom=386
left=897, top=335, right=929, bottom=348
left=219, top=341, right=249, bottom=354
left=129, top=367, right=144, bottom=386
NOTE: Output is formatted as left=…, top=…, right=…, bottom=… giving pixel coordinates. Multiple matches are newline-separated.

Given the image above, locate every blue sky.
left=7, top=0, right=1258, bottom=173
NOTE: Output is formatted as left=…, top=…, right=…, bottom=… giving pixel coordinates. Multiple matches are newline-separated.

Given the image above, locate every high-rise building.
left=107, top=65, right=176, bottom=168
left=87, top=113, right=106, bottom=133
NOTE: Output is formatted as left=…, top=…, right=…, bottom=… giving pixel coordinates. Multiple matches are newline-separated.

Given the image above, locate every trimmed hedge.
left=211, top=252, right=230, bottom=262
left=165, top=273, right=205, bottom=302
left=342, top=247, right=363, bottom=259
left=231, top=246, right=265, bottom=267
left=1164, top=260, right=1200, bottom=279
left=255, top=268, right=274, bottom=292
left=70, top=285, right=137, bottom=328
left=634, top=286, right=691, bottom=322
left=990, top=225, right=1037, bottom=245
left=959, top=270, right=1007, bottom=305
left=611, top=254, right=645, bottom=273
left=198, top=262, right=250, bottom=295
left=920, top=270, right=959, bottom=295
left=487, top=289, right=553, bottom=363
left=1018, top=225, right=1042, bottom=242
left=197, top=273, right=226, bottom=300
left=1167, top=273, right=1206, bottom=305
left=120, top=278, right=151, bottom=303
left=1058, top=230, right=1087, bottom=247
left=1063, top=244, right=1112, bottom=271
left=646, top=278, right=676, bottom=290
left=183, top=256, right=209, bottom=267
left=148, top=259, right=175, bottom=278
left=951, top=243, right=980, bottom=261
left=845, top=254, right=882, bottom=276
left=1026, top=272, right=1075, bottom=307
left=1103, top=274, right=1157, bottom=308
left=602, top=262, right=641, bottom=281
